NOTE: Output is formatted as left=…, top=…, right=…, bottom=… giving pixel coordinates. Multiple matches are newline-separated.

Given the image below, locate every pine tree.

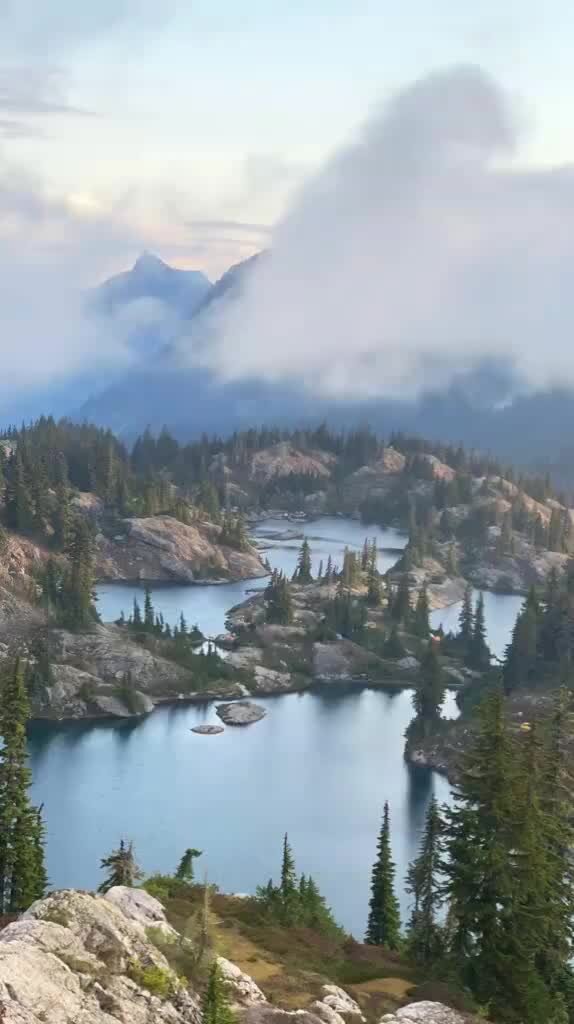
left=411, top=643, right=444, bottom=737
left=317, top=559, right=324, bottom=580
left=292, top=539, right=313, bottom=583
left=442, top=691, right=518, bottom=1001
left=392, top=574, right=411, bottom=624
left=366, top=565, right=382, bottom=607
left=61, top=518, right=96, bottom=630
left=98, top=839, right=143, bottom=893
left=280, top=833, right=299, bottom=924
left=413, top=585, right=430, bottom=638
left=406, top=797, right=444, bottom=965
left=458, top=584, right=474, bottom=649
left=132, top=596, right=142, bottom=629
left=384, top=625, right=406, bottom=659
left=0, top=658, right=47, bottom=913
left=467, top=592, right=490, bottom=669
left=365, top=802, right=401, bottom=948
left=143, top=585, right=155, bottom=631
left=175, top=847, right=202, bottom=883
left=324, top=555, right=333, bottom=583
left=202, top=959, right=235, bottom=1024
left=4, top=450, right=34, bottom=534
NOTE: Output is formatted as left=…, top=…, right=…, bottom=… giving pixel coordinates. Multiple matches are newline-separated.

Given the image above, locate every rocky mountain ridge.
left=0, top=885, right=479, bottom=1024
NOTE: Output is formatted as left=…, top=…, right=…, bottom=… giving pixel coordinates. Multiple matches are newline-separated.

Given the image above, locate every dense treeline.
left=369, top=689, right=574, bottom=1023
left=503, top=565, right=574, bottom=693
left=0, top=419, right=569, bottom=565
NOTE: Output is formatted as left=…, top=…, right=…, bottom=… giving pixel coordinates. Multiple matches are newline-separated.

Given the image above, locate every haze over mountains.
left=74, top=250, right=574, bottom=485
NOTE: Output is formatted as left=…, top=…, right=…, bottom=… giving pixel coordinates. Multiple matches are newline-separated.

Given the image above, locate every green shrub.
left=127, top=959, right=181, bottom=999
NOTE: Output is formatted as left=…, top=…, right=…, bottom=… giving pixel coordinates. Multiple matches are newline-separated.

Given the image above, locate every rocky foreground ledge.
left=0, top=886, right=476, bottom=1024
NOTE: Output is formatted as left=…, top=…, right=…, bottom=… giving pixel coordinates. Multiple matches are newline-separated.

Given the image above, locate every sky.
left=3, top=0, right=574, bottom=282
left=3, top=1, right=574, bottom=405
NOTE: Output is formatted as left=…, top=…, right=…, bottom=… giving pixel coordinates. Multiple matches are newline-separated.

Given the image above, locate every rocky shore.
left=95, top=515, right=267, bottom=583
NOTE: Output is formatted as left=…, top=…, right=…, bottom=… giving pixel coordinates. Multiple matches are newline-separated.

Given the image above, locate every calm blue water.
left=430, top=590, right=524, bottom=660
left=28, top=516, right=522, bottom=935
left=95, top=516, right=407, bottom=636
left=30, top=688, right=456, bottom=938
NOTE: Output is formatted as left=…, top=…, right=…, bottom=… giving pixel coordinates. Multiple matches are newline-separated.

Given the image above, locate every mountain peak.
left=133, top=251, right=169, bottom=276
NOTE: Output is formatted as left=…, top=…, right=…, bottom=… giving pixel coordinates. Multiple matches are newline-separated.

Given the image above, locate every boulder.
left=0, top=888, right=201, bottom=1024
left=320, top=985, right=364, bottom=1019
left=380, top=1002, right=467, bottom=1024
left=191, top=724, right=225, bottom=735
left=217, top=956, right=267, bottom=1006
left=216, top=700, right=267, bottom=726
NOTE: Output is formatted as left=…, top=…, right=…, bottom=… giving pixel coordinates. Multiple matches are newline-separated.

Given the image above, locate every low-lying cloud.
left=192, top=65, right=574, bottom=400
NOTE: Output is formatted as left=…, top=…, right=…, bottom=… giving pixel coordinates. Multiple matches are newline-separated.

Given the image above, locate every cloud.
left=0, top=1, right=180, bottom=56
left=186, top=219, right=272, bottom=237
left=0, top=149, right=148, bottom=406
left=0, top=65, right=95, bottom=120
left=191, top=65, right=574, bottom=401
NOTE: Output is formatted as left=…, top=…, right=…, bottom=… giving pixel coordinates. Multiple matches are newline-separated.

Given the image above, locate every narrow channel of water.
left=95, top=516, right=408, bottom=636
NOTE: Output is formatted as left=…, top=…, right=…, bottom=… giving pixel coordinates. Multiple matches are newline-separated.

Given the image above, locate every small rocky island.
left=191, top=723, right=225, bottom=735
left=216, top=700, right=267, bottom=726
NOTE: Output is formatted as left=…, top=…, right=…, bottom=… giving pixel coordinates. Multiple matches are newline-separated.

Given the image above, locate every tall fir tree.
left=411, top=643, right=444, bottom=737
left=458, top=584, right=474, bottom=649
left=392, top=574, right=411, bottom=624
left=202, top=959, right=235, bottom=1024
left=292, top=539, right=313, bottom=583
left=413, top=585, right=430, bottom=638
left=365, top=802, right=401, bottom=949
left=0, top=658, right=47, bottom=913
left=406, top=797, right=444, bottom=964
left=467, top=592, right=490, bottom=669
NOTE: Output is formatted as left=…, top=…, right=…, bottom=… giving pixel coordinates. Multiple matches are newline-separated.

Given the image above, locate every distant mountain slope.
left=79, top=253, right=574, bottom=482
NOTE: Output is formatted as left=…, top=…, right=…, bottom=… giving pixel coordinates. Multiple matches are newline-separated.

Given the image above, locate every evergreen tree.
left=265, top=572, right=294, bottom=625
left=392, top=574, right=411, bottom=624
left=202, top=959, right=235, bottom=1024
left=143, top=585, right=155, bottom=631
left=4, top=450, right=34, bottom=534
left=0, top=658, right=47, bottom=913
left=457, top=584, right=474, bottom=649
left=411, top=643, right=445, bottom=737
left=280, top=833, right=299, bottom=924
left=406, top=797, right=444, bottom=965
left=366, top=565, right=382, bottom=607
left=98, top=839, right=143, bottom=893
left=413, top=585, right=430, bottom=638
left=61, top=518, right=97, bottom=630
left=442, top=691, right=518, bottom=1003
left=175, top=847, right=203, bottom=883
left=467, top=593, right=490, bottom=670
left=384, top=625, right=406, bottom=659
left=292, top=539, right=313, bottom=583
left=365, top=802, right=401, bottom=949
